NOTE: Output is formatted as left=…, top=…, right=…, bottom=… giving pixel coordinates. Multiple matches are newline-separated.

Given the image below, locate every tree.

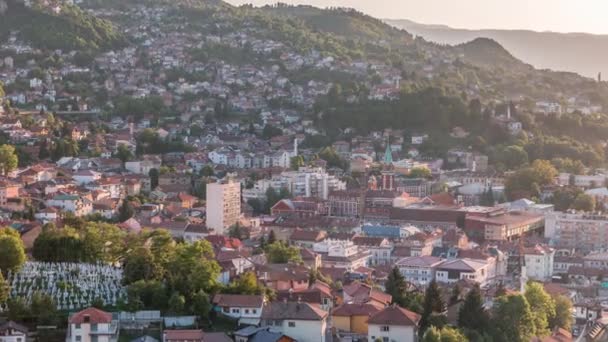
left=386, top=267, right=408, bottom=305
left=262, top=124, right=283, bottom=139
left=115, top=143, right=133, bottom=164
left=0, top=272, right=8, bottom=304
left=0, top=145, right=18, bottom=175
left=266, top=242, right=302, bottom=264
left=165, top=241, right=221, bottom=300
left=525, top=282, right=555, bottom=337
left=6, top=297, right=29, bottom=322
left=127, top=280, right=168, bottom=311
left=118, top=200, right=135, bottom=222
left=498, top=145, right=529, bottom=170
left=572, top=193, right=596, bottom=212
left=449, top=284, right=461, bottom=305
left=458, top=284, right=489, bottom=334
left=551, top=187, right=583, bottom=211
left=290, top=155, right=305, bottom=170
left=550, top=295, right=573, bottom=331
left=228, top=224, right=244, bottom=239
left=30, top=291, right=57, bottom=325
left=420, top=279, right=445, bottom=332
left=123, top=247, right=163, bottom=285
left=267, top=230, right=277, bottom=245
left=423, top=326, right=468, bottom=342
left=168, top=292, right=186, bottom=314
left=492, top=294, right=536, bottom=342
left=226, top=271, right=264, bottom=295
left=495, top=282, right=507, bottom=298
left=191, top=290, right=212, bottom=321
left=0, top=228, right=26, bottom=274
left=408, top=166, right=432, bottom=179
left=505, top=160, right=557, bottom=200
left=318, top=147, right=346, bottom=169
left=149, top=168, right=160, bottom=190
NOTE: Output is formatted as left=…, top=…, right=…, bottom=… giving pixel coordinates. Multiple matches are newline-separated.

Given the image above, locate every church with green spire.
left=383, top=141, right=393, bottom=165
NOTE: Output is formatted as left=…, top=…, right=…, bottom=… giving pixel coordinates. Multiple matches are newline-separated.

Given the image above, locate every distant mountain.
left=386, top=18, right=608, bottom=79
left=0, top=0, right=126, bottom=51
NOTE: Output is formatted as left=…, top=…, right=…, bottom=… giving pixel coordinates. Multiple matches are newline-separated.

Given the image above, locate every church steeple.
left=383, top=139, right=393, bottom=165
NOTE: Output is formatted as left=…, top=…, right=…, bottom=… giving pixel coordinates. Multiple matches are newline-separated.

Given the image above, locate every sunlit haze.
left=226, top=0, right=608, bottom=34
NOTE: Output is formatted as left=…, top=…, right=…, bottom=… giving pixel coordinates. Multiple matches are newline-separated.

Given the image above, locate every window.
left=75, top=336, right=82, bottom=342
left=91, top=323, right=98, bottom=331
left=252, top=309, right=257, bottom=314
left=382, top=337, right=389, bottom=342
left=381, top=325, right=390, bottom=332
left=75, top=324, right=81, bottom=329
left=288, top=322, right=296, bottom=327
left=245, top=309, right=249, bottom=314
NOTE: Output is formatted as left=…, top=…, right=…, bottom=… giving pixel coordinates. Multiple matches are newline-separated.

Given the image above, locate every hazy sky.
left=225, top=0, right=608, bottom=34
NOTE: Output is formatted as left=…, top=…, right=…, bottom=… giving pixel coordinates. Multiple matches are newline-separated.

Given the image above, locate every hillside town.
left=3, top=0, right=608, bottom=342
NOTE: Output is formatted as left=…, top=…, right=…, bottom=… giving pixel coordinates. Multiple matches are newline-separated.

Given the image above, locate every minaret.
left=507, top=102, right=511, bottom=120
left=293, top=138, right=298, bottom=157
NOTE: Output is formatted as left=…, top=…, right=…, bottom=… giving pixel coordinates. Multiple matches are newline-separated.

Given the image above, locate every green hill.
left=0, top=0, right=126, bottom=51
left=455, top=37, right=529, bottom=70
left=259, top=4, right=412, bottom=43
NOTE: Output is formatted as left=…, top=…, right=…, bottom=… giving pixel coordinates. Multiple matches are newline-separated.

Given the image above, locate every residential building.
left=395, top=256, right=443, bottom=287
left=46, top=194, right=93, bottom=217
left=66, top=307, right=119, bottom=342
left=328, top=190, right=363, bottom=218
left=523, top=245, right=555, bottom=282
left=545, top=213, right=608, bottom=253
left=212, top=294, right=265, bottom=326
left=352, top=236, right=393, bottom=266
left=314, top=239, right=371, bottom=271
left=332, top=303, right=382, bottom=335
left=435, top=258, right=492, bottom=286
left=0, top=321, right=28, bottom=342
left=464, top=208, right=544, bottom=242
left=206, top=177, right=241, bottom=235
left=367, top=305, right=421, bottom=342
left=260, top=302, right=328, bottom=342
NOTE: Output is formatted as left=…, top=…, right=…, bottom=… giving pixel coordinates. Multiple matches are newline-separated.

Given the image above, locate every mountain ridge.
left=386, top=18, right=608, bottom=78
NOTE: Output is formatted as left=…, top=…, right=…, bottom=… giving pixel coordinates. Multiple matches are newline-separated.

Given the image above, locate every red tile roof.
left=69, top=307, right=112, bottom=324
left=368, top=305, right=421, bottom=326
left=164, top=329, right=204, bottom=341
left=212, top=294, right=264, bottom=308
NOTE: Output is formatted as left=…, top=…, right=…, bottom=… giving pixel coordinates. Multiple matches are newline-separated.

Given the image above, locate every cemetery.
left=5, top=261, right=126, bottom=311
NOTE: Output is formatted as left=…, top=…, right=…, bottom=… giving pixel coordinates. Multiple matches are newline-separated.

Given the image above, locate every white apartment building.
left=545, top=212, right=608, bottom=253
left=395, top=256, right=443, bottom=287
left=206, top=177, right=241, bottom=235
left=523, top=245, right=555, bottom=282
left=314, top=239, right=371, bottom=271
left=243, top=167, right=346, bottom=201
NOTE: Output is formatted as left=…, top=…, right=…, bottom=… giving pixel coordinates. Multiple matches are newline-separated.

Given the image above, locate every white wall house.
left=368, top=305, right=420, bottom=342
left=66, top=307, right=119, bottom=342
left=0, top=321, right=28, bottom=342
left=260, top=302, right=328, bottom=342
left=212, top=294, right=265, bottom=326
